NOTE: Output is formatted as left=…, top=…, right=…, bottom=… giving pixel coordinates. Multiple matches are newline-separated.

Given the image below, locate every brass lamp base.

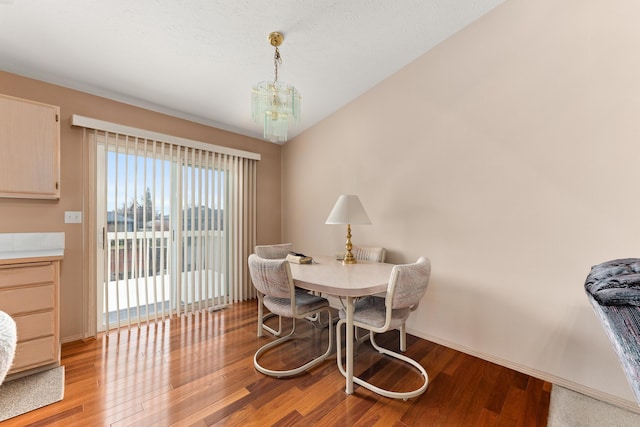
left=343, top=224, right=357, bottom=264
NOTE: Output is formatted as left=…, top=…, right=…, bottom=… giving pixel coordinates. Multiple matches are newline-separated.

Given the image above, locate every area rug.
left=548, top=385, right=640, bottom=427
left=0, top=366, right=65, bottom=422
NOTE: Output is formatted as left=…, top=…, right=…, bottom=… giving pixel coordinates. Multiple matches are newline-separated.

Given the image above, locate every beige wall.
left=0, top=71, right=282, bottom=342
left=282, top=0, right=640, bottom=407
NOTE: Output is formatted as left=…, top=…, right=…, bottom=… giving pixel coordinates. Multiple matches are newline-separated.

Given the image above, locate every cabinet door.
left=0, top=94, right=60, bottom=199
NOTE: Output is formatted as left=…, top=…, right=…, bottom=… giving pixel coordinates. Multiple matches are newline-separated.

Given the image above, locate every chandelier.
left=251, top=32, right=301, bottom=143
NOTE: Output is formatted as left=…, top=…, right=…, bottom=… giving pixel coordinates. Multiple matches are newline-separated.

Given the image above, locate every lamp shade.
left=325, top=195, right=371, bottom=225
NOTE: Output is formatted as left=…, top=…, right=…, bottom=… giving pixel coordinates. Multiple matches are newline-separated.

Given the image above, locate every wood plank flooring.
left=3, top=301, right=551, bottom=426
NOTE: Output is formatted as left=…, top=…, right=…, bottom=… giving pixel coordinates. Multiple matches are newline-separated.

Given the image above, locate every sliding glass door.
left=95, top=135, right=229, bottom=332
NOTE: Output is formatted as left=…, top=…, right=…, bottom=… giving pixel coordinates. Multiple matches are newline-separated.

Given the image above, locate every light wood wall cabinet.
left=0, top=94, right=60, bottom=199
left=0, top=258, right=60, bottom=378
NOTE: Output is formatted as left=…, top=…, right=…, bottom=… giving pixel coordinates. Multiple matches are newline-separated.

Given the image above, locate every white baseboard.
left=407, top=328, right=640, bottom=415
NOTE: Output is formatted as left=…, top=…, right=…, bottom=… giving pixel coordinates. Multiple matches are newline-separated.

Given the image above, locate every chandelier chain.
left=273, top=46, right=282, bottom=82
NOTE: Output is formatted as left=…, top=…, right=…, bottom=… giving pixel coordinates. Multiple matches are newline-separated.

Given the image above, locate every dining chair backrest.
left=388, top=257, right=431, bottom=311
left=255, top=243, right=293, bottom=259
left=352, top=246, right=386, bottom=263
left=248, top=254, right=293, bottom=299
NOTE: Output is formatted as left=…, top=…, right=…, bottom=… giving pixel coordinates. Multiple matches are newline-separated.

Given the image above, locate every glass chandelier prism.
left=251, top=32, right=301, bottom=143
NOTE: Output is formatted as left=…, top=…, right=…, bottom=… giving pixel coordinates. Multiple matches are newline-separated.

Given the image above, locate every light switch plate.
left=64, top=211, right=82, bottom=224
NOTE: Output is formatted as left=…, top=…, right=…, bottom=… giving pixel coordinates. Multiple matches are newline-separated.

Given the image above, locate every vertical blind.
left=74, top=115, right=258, bottom=332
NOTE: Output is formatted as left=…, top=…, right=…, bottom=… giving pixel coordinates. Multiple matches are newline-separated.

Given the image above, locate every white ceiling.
left=0, top=0, right=504, bottom=143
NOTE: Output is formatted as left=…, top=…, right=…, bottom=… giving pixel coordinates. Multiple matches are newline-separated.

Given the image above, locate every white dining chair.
left=351, top=245, right=386, bottom=342
left=336, top=257, right=431, bottom=399
left=248, top=254, right=333, bottom=377
left=253, top=243, right=294, bottom=337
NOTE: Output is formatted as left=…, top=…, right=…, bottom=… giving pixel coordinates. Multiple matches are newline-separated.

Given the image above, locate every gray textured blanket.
left=585, top=258, right=640, bottom=405
left=585, top=258, right=640, bottom=306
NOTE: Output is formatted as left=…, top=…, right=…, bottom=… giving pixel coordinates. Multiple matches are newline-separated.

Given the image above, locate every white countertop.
left=0, top=232, right=65, bottom=260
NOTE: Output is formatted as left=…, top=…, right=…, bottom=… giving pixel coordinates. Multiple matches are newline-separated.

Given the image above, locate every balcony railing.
left=102, top=230, right=226, bottom=326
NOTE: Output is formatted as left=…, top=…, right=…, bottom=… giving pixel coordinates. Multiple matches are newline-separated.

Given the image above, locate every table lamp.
left=325, top=194, right=371, bottom=264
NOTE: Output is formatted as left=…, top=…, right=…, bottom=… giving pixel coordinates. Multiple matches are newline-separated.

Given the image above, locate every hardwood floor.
left=4, top=301, right=551, bottom=426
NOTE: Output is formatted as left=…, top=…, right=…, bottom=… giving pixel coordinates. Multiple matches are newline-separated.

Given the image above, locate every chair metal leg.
left=400, top=324, right=407, bottom=352
left=258, top=293, right=287, bottom=337
left=254, top=310, right=333, bottom=378
left=357, top=324, right=404, bottom=351
left=336, top=319, right=429, bottom=399
left=262, top=312, right=286, bottom=336
left=257, top=295, right=265, bottom=337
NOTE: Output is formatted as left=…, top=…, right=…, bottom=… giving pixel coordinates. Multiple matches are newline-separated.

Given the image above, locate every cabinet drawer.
left=0, top=262, right=55, bottom=289
left=8, top=335, right=56, bottom=373
left=0, top=284, right=54, bottom=315
left=13, top=310, right=55, bottom=342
